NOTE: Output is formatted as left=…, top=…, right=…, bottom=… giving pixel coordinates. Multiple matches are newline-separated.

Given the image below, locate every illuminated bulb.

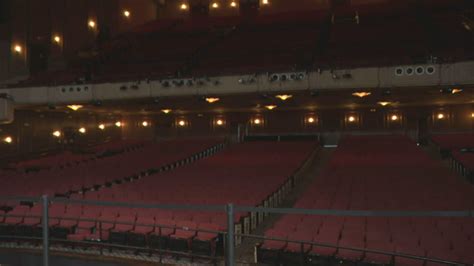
left=180, top=3, right=188, bottom=10
left=348, top=116, right=356, bottom=122
left=67, top=105, right=83, bottom=111
left=205, top=97, right=220, bottom=103
left=391, top=115, right=399, bottom=121
left=178, top=120, right=186, bottom=127
left=14, top=45, right=22, bottom=53
left=230, top=1, right=237, bottom=7
left=216, top=119, right=224, bottom=126
left=378, top=102, right=390, bottom=106
left=52, top=130, right=62, bottom=137
left=78, top=127, right=86, bottom=134
left=352, top=92, right=371, bottom=98
left=307, top=117, right=315, bottom=124
left=123, top=10, right=130, bottom=18
left=275, top=94, right=293, bottom=101
left=53, top=35, right=61, bottom=44
left=88, top=20, right=96, bottom=29
left=98, top=124, right=105, bottom=130
left=471, top=113, right=474, bottom=118
left=115, top=121, right=122, bottom=127
left=437, top=113, right=445, bottom=120
left=211, top=2, right=219, bottom=8
left=451, top=88, right=463, bottom=94
left=3, top=136, right=12, bottom=144
left=162, top=109, right=172, bottom=114
left=262, top=0, right=269, bottom=5
left=142, top=121, right=149, bottom=127
left=254, top=118, right=261, bottom=125
left=265, top=105, right=277, bottom=110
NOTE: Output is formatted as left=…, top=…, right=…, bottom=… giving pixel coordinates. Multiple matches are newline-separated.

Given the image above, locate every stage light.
left=67, top=105, right=83, bottom=111
left=162, top=109, right=172, bottom=114
left=52, top=130, right=62, bottom=137
left=178, top=120, right=186, bottom=127
left=253, top=118, right=262, bottom=125
left=53, top=35, right=61, bottom=44
left=3, top=136, right=12, bottom=144
left=98, top=124, right=105, bottom=130
left=205, top=97, right=220, bottom=103
left=142, top=121, right=149, bottom=127
left=307, top=117, right=315, bottom=124
left=230, top=1, right=237, bottom=7
left=352, top=92, right=371, bottom=98
left=216, top=119, right=224, bottom=126
left=391, top=115, right=399, bottom=121
left=115, top=121, right=122, bottom=127
left=378, top=102, right=390, bottom=106
left=348, top=116, right=356, bottom=122
left=265, top=105, right=277, bottom=110
left=123, top=10, right=130, bottom=18
left=437, top=113, right=445, bottom=120
left=180, top=3, right=188, bottom=10
left=211, top=2, right=219, bottom=8
left=88, top=20, right=96, bottom=29
left=275, top=94, right=292, bottom=101
left=13, top=45, right=22, bottom=54
left=78, top=127, right=86, bottom=134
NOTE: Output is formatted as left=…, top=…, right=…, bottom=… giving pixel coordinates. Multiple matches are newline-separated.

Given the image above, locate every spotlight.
left=98, top=124, right=105, bottom=130
left=180, top=3, right=189, bottom=10
left=162, top=109, right=172, bottom=114
left=348, top=116, right=356, bottom=122
left=211, top=2, right=219, bottom=8
left=52, top=130, right=62, bottom=137
left=391, top=115, right=399, bottom=121
left=471, top=113, right=474, bottom=118
left=53, top=35, right=61, bottom=44
left=352, top=92, right=371, bottom=98
left=451, top=88, right=463, bottom=94
left=123, top=10, right=131, bottom=18
left=253, top=118, right=262, bottom=125
left=275, top=94, right=292, bottom=101
left=178, top=120, right=186, bottom=127
left=3, top=136, right=12, bottom=144
left=378, top=102, right=391, bottom=106
left=216, top=119, right=224, bottom=126
left=262, top=0, right=269, bottom=5
left=13, top=45, right=22, bottom=54
left=437, top=113, right=445, bottom=120
left=142, top=121, right=149, bottom=127
left=88, top=20, right=96, bottom=29
left=307, top=117, right=315, bottom=124
left=115, top=121, right=122, bottom=127
left=230, top=1, right=237, bottom=7
left=67, top=105, right=83, bottom=111
left=78, top=127, right=86, bottom=134
left=265, top=105, right=277, bottom=110
left=205, top=97, right=220, bottom=103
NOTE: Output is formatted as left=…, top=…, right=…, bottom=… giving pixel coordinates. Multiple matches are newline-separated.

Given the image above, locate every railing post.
left=226, top=203, right=235, bottom=266
left=41, top=195, right=49, bottom=266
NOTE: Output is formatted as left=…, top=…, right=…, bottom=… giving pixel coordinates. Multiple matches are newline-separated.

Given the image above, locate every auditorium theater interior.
left=0, top=0, right=473, bottom=265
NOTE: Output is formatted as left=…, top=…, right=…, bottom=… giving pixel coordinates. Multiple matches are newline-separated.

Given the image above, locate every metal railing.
left=0, top=196, right=472, bottom=266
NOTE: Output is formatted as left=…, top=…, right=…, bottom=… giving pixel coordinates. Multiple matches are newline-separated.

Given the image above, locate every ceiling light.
left=216, top=119, right=224, bottom=126
left=378, top=101, right=391, bottom=106
left=451, top=88, right=463, bottom=94
left=348, top=116, right=356, bottom=122
left=262, top=0, right=269, bottom=5
left=13, top=45, right=22, bottom=53
left=180, top=3, right=188, bottom=10
left=178, top=120, right=186, bottom=127
left=265, top=105, right=277, bottom=110
left=275, top=94, right=293, bottom=101
left=115, top=121, right=122, bottom=127
left=88, top=20, right=96, bottom=29
left=205, top=97, right=220, bottom=103
left=142, top=121, right=149, bottom=127
left=437, top=113, right=445, bottom=120
left=123, top=10, right=130, bottom=18
left=471, top=113, right=474, bottom=118
left=352, top=92, right=371, bottom=98
left=78, top=127, right=86, bottom=134
left=52, top=130, right=62, bottom=137
left=391, top=115, right=399, bottom=121
left=211, top=2, right=219, bottom=8
left=230, top=1, right=237, bottom=7
left=3, top=136, right=12, bottom=144
left=307, top=117, right=315, bottom=124
left=53, top=35, right=61, bottom=44
left=67, top=105, right=83, bottom=111
left=162, top=109, right=172, bottom=114
left=253, top=118, right=262, bottom=125
left=98, top=124, right=105, bottom=130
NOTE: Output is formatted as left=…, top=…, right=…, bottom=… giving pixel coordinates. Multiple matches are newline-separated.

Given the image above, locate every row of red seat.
left=260, top=135, right=474, bottom=265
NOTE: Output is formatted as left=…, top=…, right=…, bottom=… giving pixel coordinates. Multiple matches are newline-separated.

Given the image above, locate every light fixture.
left=275, top=94, right=293, bottom=101
left=52, top=130, right=62, bottom=137
left=180, top=3, right=188, bottom=10
left=88, top=19, right=96, bottom=29
left=78, top=127, right=86, bottom=134
left=262, top=0, right=269, bottom=5
left=348, top=116, right=356, bottom=122
left=115, top=121, right=122, bottom=127
left=162, top=109, right=172, bottom=114
left=123, top=10, right=131, bottom=18
left=265, top=105, right=277, bottom=110
left=378, top=101, right=391, bottom=106
left=471, top=113, right=474, bottom=118
left=230, top=1, right=237, bottom=7
left=211, top=2, right=219, bottom=8
left=142, top=121, right=149, bottom=127
left=3, top=136, right=12, bottom=144
left=178, top=120, right=186, bottom=127
left=13, top=45, right=22, bottom=54
left=67, top=105, right=83, bottom=111
left=53, top=35, right=61, bottom=44
left=307, top=117, right=315, bottom=124
left=437, top=113, right=445, bottom=120
left=391, top=115, right=399, bottom=121
left=352, top=92, right=371, bottom=98
left=253, top=118, right=262, bottom=125
left=451, top=88, right=463, bottom=94
left=216, top=119, right=224, bottom=126
left=205, top=97, right=220, bottom=103
left=98, top=124, right=105, bottom=130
